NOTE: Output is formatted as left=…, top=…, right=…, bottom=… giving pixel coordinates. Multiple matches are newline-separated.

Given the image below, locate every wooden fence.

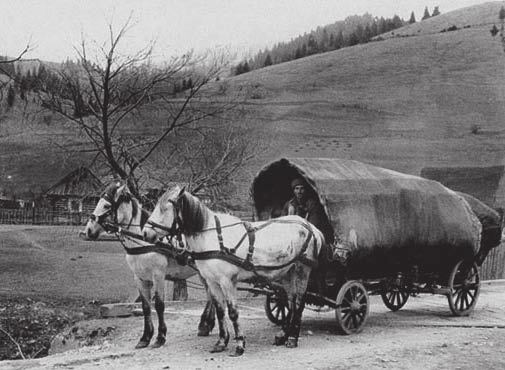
left=0, top=208, right=86, bottom=225
left=1, top=206, right=504, bottom=279
left=481, top=242, right=505, bottom=280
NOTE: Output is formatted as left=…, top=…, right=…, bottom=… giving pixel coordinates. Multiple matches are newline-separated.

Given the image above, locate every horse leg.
left=198, top=278, right=216, bottom=336
left=274, top=280, right=292, bottom=346
left=135, top=278, right=154, bottom=349
left=207, top=283, right=229, bottom=353
left=284, top=265, right=311, bottom=348
left=152, top=273, right=167, bottom=348
left=273, top=291, right=292, bottom=346
left=220, top=279, right=245, bottom=356
left=285, top=294, right=306, bottom=348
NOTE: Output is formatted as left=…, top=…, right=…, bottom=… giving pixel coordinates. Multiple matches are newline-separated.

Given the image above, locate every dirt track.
left=2, top=281, right=505, bottom=370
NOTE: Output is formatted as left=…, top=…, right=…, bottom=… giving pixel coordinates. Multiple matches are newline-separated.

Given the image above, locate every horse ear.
left=116, top=184, right=127, bottom=199
left=177, top=186, right=186, bottom=199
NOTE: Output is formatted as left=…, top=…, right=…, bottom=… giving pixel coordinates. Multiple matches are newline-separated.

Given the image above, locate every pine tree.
left=409, top=11, right=416, bottom=24
left=432, top=6, right=440, bottom=16
left=335, top=31, right=344, bottom=49
left=264, top=53, right=273, bottom=66
left=422, top=6, right=431, bottom=20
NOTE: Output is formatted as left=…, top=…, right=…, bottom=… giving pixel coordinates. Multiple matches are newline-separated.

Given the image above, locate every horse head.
left=85, top=182, right=139, bottom=240
left=143, top=185, right=186, bottom=243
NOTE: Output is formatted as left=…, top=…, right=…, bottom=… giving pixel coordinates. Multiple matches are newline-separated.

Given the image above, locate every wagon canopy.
left=251, top=158, right=482, bottom=277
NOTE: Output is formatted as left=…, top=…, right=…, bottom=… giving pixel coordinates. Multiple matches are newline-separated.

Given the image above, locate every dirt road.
left=2, top=281, right=505, bottom=370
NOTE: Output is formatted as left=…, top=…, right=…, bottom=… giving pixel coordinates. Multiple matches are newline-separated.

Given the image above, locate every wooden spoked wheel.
left=381, top=283, right=409, bottom=311
left=335, top=280, right=369, bottom=335
left=265, top=292, right=291, bottom=325
left=447, top=259, right=480, bottom=316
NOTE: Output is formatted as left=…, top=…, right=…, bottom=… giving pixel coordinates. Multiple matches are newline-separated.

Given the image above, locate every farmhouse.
left=44, top=167, right=103, bottom=225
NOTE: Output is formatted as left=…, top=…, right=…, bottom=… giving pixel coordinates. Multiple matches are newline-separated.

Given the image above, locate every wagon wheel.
left=381, top=279, right=409, bottom=311
left=335, top=280, right=369, bottom=335
left=265, top=292, right=290, bottom=325
left=447, top=259, right=480, bottom=316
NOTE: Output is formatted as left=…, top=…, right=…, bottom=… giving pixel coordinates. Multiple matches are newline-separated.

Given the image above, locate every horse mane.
left=117, top=190, right=139, bottom=220
left=178, top=191, right=210, bottom=235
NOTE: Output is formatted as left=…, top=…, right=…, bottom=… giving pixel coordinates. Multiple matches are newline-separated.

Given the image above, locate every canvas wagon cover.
left=252, top=158, right=482, bottom=277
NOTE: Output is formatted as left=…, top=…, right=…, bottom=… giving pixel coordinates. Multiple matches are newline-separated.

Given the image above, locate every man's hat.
left=291, top=178, right=305, bottom=189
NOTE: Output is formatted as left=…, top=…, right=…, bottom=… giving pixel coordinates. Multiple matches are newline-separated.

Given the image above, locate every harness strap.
left=243, top=221, right=256, bottom=268
left=214, top=215, right=226, bottom=252
left=118, top=230, right=194, bottom=268
left=191, top=248, right=317, bottom=270
left=214, top=215, right=255, bottom=254
left=192, top=218, right=317, bottom=270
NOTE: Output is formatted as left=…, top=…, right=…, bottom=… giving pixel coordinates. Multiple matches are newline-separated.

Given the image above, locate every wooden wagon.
left=251, top=158, right=502, bottom=334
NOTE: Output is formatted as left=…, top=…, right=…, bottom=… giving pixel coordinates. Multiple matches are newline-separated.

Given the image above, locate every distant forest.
left=234, top=8, right=440, bottom=75
left=0, top=7, right=442, bottom=109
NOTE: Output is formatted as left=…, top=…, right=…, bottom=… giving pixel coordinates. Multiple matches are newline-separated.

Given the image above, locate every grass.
left=0, top=225, right=131, bottom=360
left=0, top=224, right=239, bottom=360
left=0, top=225, right=134, bottom=302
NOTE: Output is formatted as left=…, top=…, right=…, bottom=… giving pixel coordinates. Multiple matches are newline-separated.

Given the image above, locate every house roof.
left=45, top=167, right=104, bottom=197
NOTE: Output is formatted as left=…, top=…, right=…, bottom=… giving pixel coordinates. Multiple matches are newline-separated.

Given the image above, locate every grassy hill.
left=2, top=2, right=505, bottom=206
left=220, top=1, right=505, bottom=205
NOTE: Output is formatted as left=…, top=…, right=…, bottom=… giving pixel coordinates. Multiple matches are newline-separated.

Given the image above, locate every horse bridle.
left=146, top=199, right=183, bottom=239
left=90, top=194, right=134, bottom=233
left=144, top=199, right=188, bottom=254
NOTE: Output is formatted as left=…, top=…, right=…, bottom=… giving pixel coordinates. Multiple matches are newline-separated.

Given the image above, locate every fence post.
left=172, top=280, right=188, bottom=301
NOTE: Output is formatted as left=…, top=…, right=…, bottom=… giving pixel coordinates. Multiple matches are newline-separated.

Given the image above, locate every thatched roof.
left=252, top=158, right=482, bottom=277
left=45, top=167, right=103, bottom=197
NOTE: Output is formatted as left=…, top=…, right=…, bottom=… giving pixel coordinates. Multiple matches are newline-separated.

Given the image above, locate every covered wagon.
left=251, top=158, right=502, bottom=333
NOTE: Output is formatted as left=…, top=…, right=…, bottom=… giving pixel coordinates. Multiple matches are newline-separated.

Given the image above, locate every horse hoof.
left=135, top=340, right=149, bottom=349
left=274, top=334, right=287, bottom=346
left=229, top=346, right=245, bottom=357
left=152, top=338, right=166, bottom=348
left=198, top=326, right=211, bottom=337
left=285, top=337, right=298, bottom=348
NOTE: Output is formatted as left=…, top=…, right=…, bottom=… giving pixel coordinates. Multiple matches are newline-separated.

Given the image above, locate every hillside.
left=2, top=2, right=505, bottom=206
left=219, top=1, right=505, bottom=205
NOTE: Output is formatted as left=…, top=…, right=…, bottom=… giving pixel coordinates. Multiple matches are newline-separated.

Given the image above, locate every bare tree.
left=39, top=18, right=253, bottom=201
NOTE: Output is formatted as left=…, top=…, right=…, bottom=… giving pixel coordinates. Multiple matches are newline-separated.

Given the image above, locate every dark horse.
left=84, top=183, right=215, bottom=348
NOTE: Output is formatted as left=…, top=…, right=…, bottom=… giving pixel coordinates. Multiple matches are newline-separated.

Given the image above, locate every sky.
left=0, top=0, right=494, bottom=63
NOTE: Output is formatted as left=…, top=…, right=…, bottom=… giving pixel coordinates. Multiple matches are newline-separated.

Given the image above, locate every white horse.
left=84, top=183, right=216, bottom=349
left=142, top=185, right=325, bottom=356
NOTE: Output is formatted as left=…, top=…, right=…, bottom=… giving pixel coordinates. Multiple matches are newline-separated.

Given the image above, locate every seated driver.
left=283, top=178, right=333, bottom=243
left=283, top=178, right=335, bottom=293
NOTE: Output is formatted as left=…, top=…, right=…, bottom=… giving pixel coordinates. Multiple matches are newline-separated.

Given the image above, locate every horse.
left=84, top=182, right=216, bottom=349
left=142, top=185, right=325, bottom=356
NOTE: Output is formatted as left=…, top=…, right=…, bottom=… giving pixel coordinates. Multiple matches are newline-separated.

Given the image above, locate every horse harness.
left=91, top=195, right=193, bottom=267
left=147, top=206, right=318, bottom=272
